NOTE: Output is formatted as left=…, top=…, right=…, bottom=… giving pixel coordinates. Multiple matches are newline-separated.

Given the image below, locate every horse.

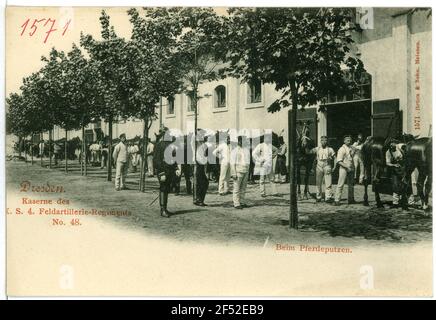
left=296, top=123, right=316, bottom=200
left=361, top=133, right=429, bottom=210
left=361, top=136, right=386, bottom=208
left=404, top=137, right=432, bottom=212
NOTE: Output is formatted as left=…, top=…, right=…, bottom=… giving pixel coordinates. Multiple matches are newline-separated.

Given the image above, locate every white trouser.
left=259, top=171, right=277, bottom=196
left=233, top=172, right=248, bottom=207
left=218, top=163, right=231, bottom=194
left=334, top=166, right=355, bottom=202
left=316, top=162, right=333, bottom=200
left=353, top=154, right=364, bottom=183
left=147, top=156, right=154, bottom=175
left=115, top=161, right=128, bottom=189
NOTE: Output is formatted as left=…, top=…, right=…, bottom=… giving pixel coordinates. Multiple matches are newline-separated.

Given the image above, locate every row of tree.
left=7, top=7, right=365, bottom=228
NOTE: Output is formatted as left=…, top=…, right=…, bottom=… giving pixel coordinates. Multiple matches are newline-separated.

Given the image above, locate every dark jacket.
left=153, top=140, right=178, bottom=176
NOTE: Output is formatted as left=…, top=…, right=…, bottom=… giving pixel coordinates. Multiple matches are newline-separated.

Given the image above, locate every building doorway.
left=326, top=100, right=372, bottom=152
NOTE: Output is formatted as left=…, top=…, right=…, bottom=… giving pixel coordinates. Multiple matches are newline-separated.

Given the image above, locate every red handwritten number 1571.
left=20, top=18, right=71, bottom=43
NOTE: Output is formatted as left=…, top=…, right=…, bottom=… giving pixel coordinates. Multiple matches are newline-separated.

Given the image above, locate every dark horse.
left=361, top=136, right=387, bottom=208
left=361, top=134, right=432, bottom=211
left=296, top=123, right=316, bottom=200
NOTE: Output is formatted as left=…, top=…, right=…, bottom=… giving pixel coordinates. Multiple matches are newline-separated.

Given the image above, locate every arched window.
left=214, top=85, right=226, bottom=108
left=167, top=96, right=175, bottom=115
left=248, top=80, right=262, bottom=104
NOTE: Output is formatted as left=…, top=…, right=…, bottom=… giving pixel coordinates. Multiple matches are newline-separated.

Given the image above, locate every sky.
left=5, top=6, right=141, bottom=96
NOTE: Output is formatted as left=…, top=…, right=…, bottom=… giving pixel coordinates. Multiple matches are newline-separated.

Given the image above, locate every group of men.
left=311, top=134, right=362, bottom=206
left=311, top=133, right=410, bottom=209
left=150, top=128, right=289, bottom=217
left=112, top=134, right=156, bottom=191
left=111, top=127, right=410, bottom=218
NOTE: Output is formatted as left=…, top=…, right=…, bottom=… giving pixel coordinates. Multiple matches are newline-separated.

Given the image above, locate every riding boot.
left=159, top=192, right=170, bottom=218
left=186, top=179, right=192, bottom=195
left=163, top=192, right=172, bottom=216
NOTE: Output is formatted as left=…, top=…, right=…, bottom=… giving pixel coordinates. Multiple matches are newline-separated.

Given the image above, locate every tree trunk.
left=82, top=125, right=86, bottom=176
left=107, top=116, right=113, bottom=181
left=40, top=133, right=43, bottom=167
left=48, top=129, right=52, bottom=169
left=193, top=88, right=198, bottom=203
left=289, top=97, right=298, bottom=229
left=30, top=136, right=34, bottom=165
left=18, top=136, right=22, bottom=158
left=65, top=129, right=68, bottom=173
left=139, top=118, right=149, bottom=192
left=23, top=137, right=27, bottom=163
left=159, top=97, right=163, bottom=129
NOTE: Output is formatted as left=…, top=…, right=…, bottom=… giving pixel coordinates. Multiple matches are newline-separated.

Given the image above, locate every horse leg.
left=373, top=164, right=383, bottom=208
left=303, top=166, right=310, bottom=200
left=416, top=169, right=426, bottom=210
left=296, top=164, right=302, bottom=200
left=363, top=181, right=369, bottom=206
left=424, top=171, right=432, bottom=213
left=363, top=164, right=370, bottom=206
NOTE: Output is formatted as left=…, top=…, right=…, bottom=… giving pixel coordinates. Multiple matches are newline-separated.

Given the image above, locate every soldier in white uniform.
left=334, top=135, right=356, bottom=206
left=213, top=136, right=231, bottom=195
left=310, top=136, right=335, bottom=203
left=112, top=133, right=128, bottom=191
left=230, top=136, right=251, bottom=209
left=252, top=135, right=278, bottom=197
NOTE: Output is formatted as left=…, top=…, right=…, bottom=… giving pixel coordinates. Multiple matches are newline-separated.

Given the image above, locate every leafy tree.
left=127, top=7, right=186, bottom=191
left=224, top=8, right=365, bottom=228
left=80, top=10, right=135, bottom=181
left=59, top=44, right=102, bottom=173
left=12, top=70, right=58, bottom=165
left=147, top=7, right=227, bottom=200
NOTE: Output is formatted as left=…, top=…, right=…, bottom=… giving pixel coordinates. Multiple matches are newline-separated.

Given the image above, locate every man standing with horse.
left=334, top=135, right=356, bottom=206
left=386, top=139, right=408, bottom=210
left=310, top=135, right=335, bottom=203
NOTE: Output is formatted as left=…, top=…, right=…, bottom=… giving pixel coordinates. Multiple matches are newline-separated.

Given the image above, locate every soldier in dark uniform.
left=153, top=127, right=181, bottom=217
left=193, top=129, right=210, bottom=206
left=172, top=135, right=192, bottom=195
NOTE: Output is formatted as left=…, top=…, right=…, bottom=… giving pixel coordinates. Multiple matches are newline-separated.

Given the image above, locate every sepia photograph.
left=3, top=3, right=433, bottom=297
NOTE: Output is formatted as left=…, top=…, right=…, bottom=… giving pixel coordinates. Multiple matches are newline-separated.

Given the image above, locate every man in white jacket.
left=113, top=133, right=128, bottom=191
left=213, top=135, right=231, bottom=195
left=252, top=134, right=278, bottom=197
left=231, top=136, right=251, bottom=209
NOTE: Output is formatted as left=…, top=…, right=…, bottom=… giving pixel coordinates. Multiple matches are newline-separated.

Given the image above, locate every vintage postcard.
left=4, top=5, right=433, bottom=297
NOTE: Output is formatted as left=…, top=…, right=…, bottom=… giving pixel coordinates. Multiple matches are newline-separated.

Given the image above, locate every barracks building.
left=44, top=8, right=432, bottom=152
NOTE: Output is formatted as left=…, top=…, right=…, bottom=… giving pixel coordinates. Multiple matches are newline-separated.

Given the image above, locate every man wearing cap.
left=231, top=136, right=251, bottom=209
left=193, top=129, right=210, bottom=206
left=153, top=127, right=181, bottom=217
left=310, top=135, right=335, bottom=203
left=112, top=133, right=128, bottom=191
left=252, top=134, right=278, bottom=197
left=213, top=135, right=231, bottom=195
left=334, top=135, right=356, bottom=205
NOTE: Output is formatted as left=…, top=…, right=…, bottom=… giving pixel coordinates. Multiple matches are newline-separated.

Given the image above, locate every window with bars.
left=323, top=72, right=372, bottom=104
